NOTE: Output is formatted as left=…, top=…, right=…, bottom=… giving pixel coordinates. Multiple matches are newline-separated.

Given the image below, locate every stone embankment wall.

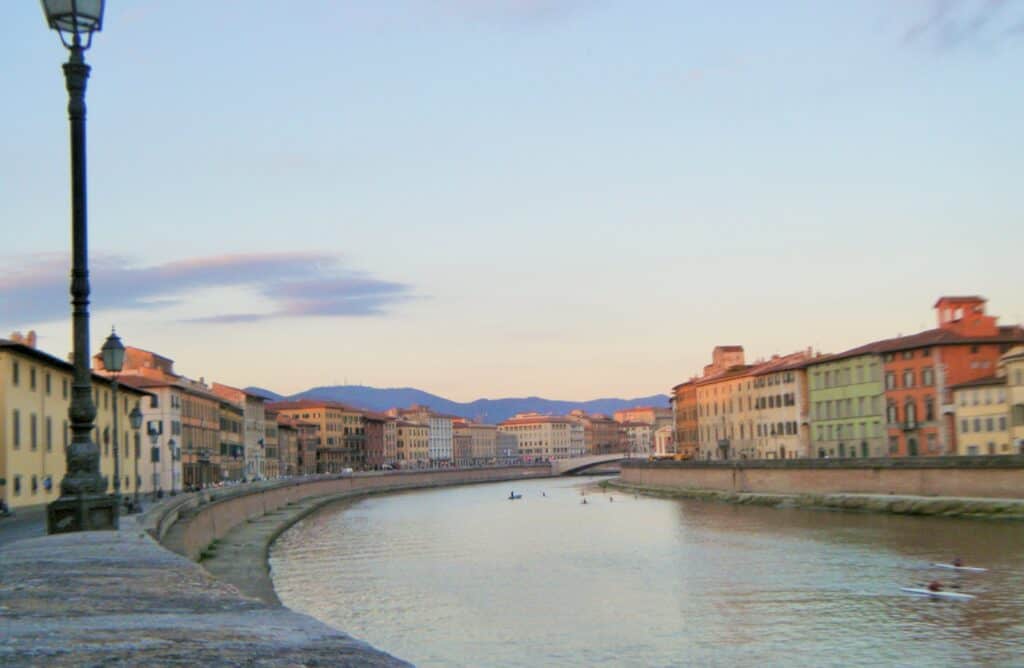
left=622, top=456, right=1024, bottom=499
left=149, top=466, right=551, bottom=562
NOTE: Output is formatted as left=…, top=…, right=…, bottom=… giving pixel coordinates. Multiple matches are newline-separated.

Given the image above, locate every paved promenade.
left=0, top=514, right=409, bottom=667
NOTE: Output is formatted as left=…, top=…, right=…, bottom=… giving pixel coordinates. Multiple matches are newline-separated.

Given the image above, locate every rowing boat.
left=932, top=563, right=987, bottom=573
left=900, top=587, right=974, bottom=601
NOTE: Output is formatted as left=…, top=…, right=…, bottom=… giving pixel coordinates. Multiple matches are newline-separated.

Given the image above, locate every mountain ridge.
left=244, top=384, right=669, bottom=424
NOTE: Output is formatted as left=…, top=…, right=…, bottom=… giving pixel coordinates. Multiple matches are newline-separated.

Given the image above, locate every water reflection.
left=271, top=477, right=1024, bottom=667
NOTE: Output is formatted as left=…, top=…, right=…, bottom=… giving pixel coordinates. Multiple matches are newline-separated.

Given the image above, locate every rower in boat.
left=928, top=580, right=943, bottom=593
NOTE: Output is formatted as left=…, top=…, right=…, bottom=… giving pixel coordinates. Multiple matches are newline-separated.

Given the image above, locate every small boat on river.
left=508, top=493, right=522, bottom=500
left=900, top=587, right=975, bottom=601
left=932, top=563, right=987, bottom=573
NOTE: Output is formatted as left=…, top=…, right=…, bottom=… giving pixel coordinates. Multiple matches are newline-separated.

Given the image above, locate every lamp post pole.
left=150, top=429, right=160, bottom=500
left=101, top=329, right=126, bottom=518
left=43, top=0, right=115, bottom=534
left=129, top=404, right=143, bottom=511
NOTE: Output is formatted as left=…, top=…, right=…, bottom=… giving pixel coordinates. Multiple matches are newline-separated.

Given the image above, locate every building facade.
left=498, top=413, right=583, bottom=460
left=2, top=337, right=150, bottom=509
left=952, top=376, right=1009, bottom=455
left=1005, top=347, right=1024, bottom=454
left=671, top=380, right=698, bottom=458
left=395, top=419, right=429, bottom=467
left=806, top=353, right=886, bottom=458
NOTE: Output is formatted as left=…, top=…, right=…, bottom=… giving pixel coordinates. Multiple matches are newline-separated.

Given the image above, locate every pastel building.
left=2, top=336, right=151, bottom=509
left=621, top=422, right=652, bottom=455
left=567, top=410, right=622, bottom=455
left=1005, top=347, right=1024, bottom=453
left=212, top=383, right=266, bottom=479
left=670, top=380, right=698, bottom=458
left=952, top=376, right=1009, bottom=456
left=395, top=419, right=428, bottom=466
left=392, top=405, right=454, bottom=465
left=806, top=353, right=886, bottom=458
left=269, top=400, right=367, bottom=472
left=218, top=400, right=245, bottom=482
left=653, top=424, right=674, bottom=456
left=695, top=347, right=754, bottom=460
left=749, top=353, right=812, bottom=459
left=498, top=413, right=583, bottom=460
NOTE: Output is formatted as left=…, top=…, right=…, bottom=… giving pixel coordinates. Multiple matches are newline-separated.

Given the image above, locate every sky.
left=1, top=1, right=1023, bottom=401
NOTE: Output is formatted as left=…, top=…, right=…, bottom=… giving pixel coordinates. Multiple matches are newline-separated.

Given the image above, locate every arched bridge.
left=552, top=454, right=643, bottom=476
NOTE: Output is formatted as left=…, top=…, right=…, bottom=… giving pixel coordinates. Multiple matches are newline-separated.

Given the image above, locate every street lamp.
left=148, top=425, right=161, bottom=500
left=42, top=0, right=114, bottom=534
left=101, top=328, right=125, bottom=517
left=129, top=403, right=143, bottom=510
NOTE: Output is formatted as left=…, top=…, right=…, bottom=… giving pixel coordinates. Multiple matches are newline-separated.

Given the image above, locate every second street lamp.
left=129, top=403, right=143, bottom=511
left=101, top=328, right=125, bottom=517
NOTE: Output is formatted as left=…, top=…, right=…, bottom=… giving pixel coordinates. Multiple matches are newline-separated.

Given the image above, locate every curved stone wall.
left=149, top=466, right=552, bottom=562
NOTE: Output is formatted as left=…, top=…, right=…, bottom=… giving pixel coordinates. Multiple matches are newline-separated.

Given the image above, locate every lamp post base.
left=47, top=494, right=119, bottom=534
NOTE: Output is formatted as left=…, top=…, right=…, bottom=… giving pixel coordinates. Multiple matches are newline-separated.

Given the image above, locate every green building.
left=806, top=353, right=886, bottom=458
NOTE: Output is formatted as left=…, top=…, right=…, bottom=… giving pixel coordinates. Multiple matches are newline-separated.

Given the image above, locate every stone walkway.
left=0, top=527, right=409, bottom=667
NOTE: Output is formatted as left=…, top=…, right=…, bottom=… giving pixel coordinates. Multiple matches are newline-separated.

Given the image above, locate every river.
left=270, top=476, right=1024, bottom=667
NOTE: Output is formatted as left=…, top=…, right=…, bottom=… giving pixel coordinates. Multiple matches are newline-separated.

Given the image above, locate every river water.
left=270, top=476, right=1024, bottom=667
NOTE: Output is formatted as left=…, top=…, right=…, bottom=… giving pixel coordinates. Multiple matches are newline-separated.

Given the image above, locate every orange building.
left=670, top=380, right=698, bottom=458
left=840, top=297, right=1024, bottom=456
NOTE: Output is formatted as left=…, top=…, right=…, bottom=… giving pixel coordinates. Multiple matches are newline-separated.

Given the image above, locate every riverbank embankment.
left=616, top=455, right=1024, bottom=519
left=608, top=479, right=1024, bottom=518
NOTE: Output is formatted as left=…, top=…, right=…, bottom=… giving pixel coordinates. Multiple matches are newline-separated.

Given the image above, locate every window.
left=45, top=373, right=52, bottom=395
left=12, top=409, right=20, bottom=448
left=905, top=401, right=917, bottom=424
left=855, top=366, right=864, bottom=383
left=888, top=436, right=899, bottom=454
left=922, top=368, right=934, bottom=386
left=927, top=434, right=938, bottom=452
left=885, top=372, right=896, bottom=390
left=884, top=353, right=894, bottom=362
left=46, top=417, right=53, bottom=451
left=13, top=475, right=22, bottom=495
left=974, top=418, right=982, bottom=432
left=31, top=475, right=38, bottom=495
left=887, top=403, right=899, bottom=424
left=998, top=416, right=1007, bottom=431
left=30, top=367, right=37, bottom=390
left=903, top=370, right=915, bottom=388
left=30, top=414, right=38, bottom=450
left=925, top=398, right=935, bottom=422
left=923, top=348, right=931, bottom=357
left=62, top=378, right=68, bottom=399
left=985, top=418, right=994, bottom=432
left=902, top=351, right=913, bottom=360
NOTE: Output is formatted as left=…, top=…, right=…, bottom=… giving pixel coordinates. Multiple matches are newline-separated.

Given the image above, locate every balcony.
left=902, top=419, right=917, bottom=432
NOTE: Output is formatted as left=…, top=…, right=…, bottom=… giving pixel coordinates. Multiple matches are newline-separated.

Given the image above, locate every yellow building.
left=396, top=419, right=428, bottom=466
left=1, top=336, right=150, bottom=510
left=498, top=413, right=582, bottom=460
left=218, top=400, right=245, bottom=482
left=1005, top=347, right=1024, bottom=454
left=269, top=400, right=367, bottom=472
left=952, top=376, right=1010, bottom=456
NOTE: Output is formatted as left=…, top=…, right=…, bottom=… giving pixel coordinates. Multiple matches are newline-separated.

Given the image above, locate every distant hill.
left=246, top=384, right=669, bottom=424
left=243, top=386, right=285, bottom=402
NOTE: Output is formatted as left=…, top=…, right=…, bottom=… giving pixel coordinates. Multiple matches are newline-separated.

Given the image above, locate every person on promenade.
left=953, top=557, right=964, bottom=567
left=927, top=581, right=943, bottom=592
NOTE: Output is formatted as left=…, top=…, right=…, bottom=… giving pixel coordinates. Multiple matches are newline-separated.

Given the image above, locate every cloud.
left=0, top=252, right=418, bottom=327
left=903, top=0, right=1024, bottom=49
